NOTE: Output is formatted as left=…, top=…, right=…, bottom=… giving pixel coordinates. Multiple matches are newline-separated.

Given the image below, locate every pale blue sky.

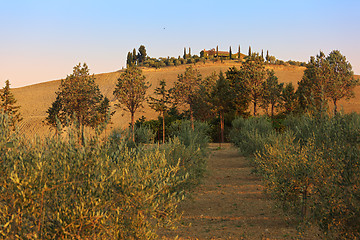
left=1, top=0, right=359, bottom=87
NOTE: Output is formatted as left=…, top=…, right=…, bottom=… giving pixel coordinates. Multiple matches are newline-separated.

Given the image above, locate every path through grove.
left=161, top=143, right=318, bottom=239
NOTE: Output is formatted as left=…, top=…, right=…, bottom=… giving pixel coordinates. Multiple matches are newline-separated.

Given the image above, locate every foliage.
left=108, top=125, right=155, bottom=149
left=171, top=66, right=202, bottom=129
left=45, top=63, right=109, bottom=136
left=169, top=120, right=210, bottom=152
left=260, top=70, right=284, bottom=117
left=297, top=50, right=358, bottom=114
left=281, top=82, right=297, bottom=114
left=113, top=66, right=149, bottom=141
left=231, top=112, right=360, bottom=238
left=287, top=60, right=306, bottom=66
left=0, top=110, right=211, bottom=239
left=241, top=53, right=267, bottom=116
left=0, top=80, right=22, bottom=129
left=324, top=50, right=359, bottom=114
left=229, top=116, right=276, bottom=157
left=0, top=117, right=182, bottom=239
left=135, top=107, right=186, bottom=143
left=148, top=80, right=171, bottom=143
left=211, top=71, right=234, bottom=143
left=165, top=120, right=210, bottom=190
left=225, top=66, right=250, bottom=117
left=137, top=45, right=147, bottom=64
left=192, top=72, right=217, bottom=122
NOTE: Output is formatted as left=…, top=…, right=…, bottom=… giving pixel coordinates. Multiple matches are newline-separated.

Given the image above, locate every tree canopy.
left=46, top=63, right=109, bottom=134
left=171, top=66, right=202, bottom=129
left=211, top=71, right=233, bottom=143
left=261, top=70, right=284, bottom=117
left=148, top=80, right=171, bottom=143
left=138, top=45, right=147, bottom=64
left=325, top=50, right=359, bottom=114
left=113, top=66, right=149, bottom=140
left=241, top=53, right=267, bottom=116
left=297, top=50, right=358, bottom=114
left=0, top=80, right=22, bottom=129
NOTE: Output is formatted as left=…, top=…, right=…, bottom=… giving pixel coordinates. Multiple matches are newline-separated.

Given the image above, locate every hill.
left=12, top=62, right=360, bottom=137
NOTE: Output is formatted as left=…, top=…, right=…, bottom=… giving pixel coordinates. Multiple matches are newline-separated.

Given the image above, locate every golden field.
left=12, top=61, right=360, bottom=137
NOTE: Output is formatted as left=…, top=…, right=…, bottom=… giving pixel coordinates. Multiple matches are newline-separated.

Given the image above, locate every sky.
left=1, top=0, right=360, bottom=88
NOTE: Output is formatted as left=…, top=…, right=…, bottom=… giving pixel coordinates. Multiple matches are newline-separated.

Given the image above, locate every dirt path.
left=161, top=143, right=317, bottom=239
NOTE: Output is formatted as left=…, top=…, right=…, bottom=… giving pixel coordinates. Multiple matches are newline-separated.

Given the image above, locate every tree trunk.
left=253, top=101, right=257, bottom=116
left=271, top=103, right=274, bottom=118
left=81, top=124, right=85, bottom=146
left=162, top=111, right=165, bottom=144
left=220, top=112, right=224, bottom=143
left=131, top=112, right=135, bottom=142
left=190, top=108, right=194, bottom=130
left=78, top=116, right=84, bottom=146
left=333, top=99, right=338, bottom=115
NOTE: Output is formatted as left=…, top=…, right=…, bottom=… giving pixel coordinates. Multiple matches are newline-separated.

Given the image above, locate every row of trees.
left=127, top=45, right=207, bottom=69
left=126, top=45, right=305, bottom=70
left=150, top=50, right=357, bottom=142
left=229, top=114, right=360, bottom=238
left=44, top=50, right=357, bottom=144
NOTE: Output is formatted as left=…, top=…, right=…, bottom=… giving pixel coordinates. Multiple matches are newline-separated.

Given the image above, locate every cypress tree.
left=0, top=80, right=22, bottom=129
left=229, top=46, right=232, bottom=60
left=183, top=47, right=187, bottom=59
left=132, top=48, right=137, bottom=65
left=238, top=45, right=241, bottom=60
left=138, top=45, right=147, bottom=64
left=127, top=52, right=133, bottom=67
left=261, top=49, right=264, bottom=60
left=189, top=47, right=191, bottom=57
left=216, top=45, right=219, bottom=58
left=248, top=46, right=252, bottom=56
left=266, top=50, right=269, bottom=62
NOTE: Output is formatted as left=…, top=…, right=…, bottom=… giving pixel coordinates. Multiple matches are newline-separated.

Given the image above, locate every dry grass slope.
left=12, top=62, right=360, bottom=137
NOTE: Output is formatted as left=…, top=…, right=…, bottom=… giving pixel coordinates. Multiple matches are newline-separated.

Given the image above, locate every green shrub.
left=164, top=120, right=210, bottom=191
left=0, top=114, right=186, bottom=239
left=229, top=116, right=277, bottom=157
left=0, top=112, right=211, bottom=239
left=254, top=133, right=319, bottom=218
left=169, top=120, right=210, bottom=155
left=254, top=112, right=360, bottom=238
left=108, top=125, right=155, bottom=148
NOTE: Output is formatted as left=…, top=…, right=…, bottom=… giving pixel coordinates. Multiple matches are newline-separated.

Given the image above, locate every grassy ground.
left=161, top=143, right=320, bottom=239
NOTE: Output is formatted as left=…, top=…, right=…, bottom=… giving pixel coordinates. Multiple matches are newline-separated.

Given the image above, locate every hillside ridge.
left=11, top=62, right=359, bottom=137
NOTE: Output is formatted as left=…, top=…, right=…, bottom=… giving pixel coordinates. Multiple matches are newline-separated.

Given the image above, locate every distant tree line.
left=126, top=45, right=306, bottom=70
left=126, top=45, right=206, bottom=69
